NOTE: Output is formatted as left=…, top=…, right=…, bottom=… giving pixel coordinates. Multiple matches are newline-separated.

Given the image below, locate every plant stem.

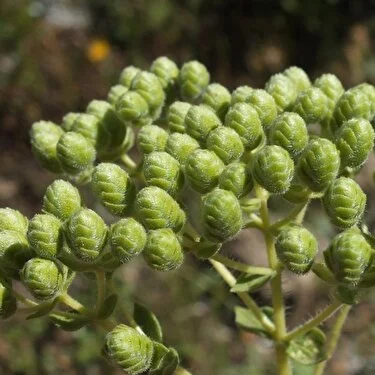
left=95, top=270, right=106, bottom=314
left=270, top=202, right=308, bottom=232
left=314, top=305, right=351, bottom=375
left=11, top=289, right=37, bottom=307
left=120, top=153, right=137, bottom=171
left=175, top=367, right=193, bottom=375
left=209, top=259, right=275, bottom=334
left=284, top=300, right=343, bottom=342
left=211, top=254, right=275, bottom=276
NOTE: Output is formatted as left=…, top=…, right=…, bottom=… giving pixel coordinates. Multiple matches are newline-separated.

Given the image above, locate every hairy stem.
left=314, top=305, right=351, bottom=375
left=270, top=201, right=309, bottom=232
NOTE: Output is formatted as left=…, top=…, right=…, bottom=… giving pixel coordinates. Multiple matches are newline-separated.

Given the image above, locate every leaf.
left=97, top=294, right=118, bottom=319
left=311, top=263, right=337, bottom=285
left=27, top=298, right=58, bottom=320
left=149, top=344, right=179, bottom=375
left=49, top=312, right=90, bottom=331
left=235, top=306, right=273, bottom=338
left=286, top=328, right=327, bottom=365
left=193, top=241, right=221, bottom=259
left=150, top=342, right=169, bottom=370
left=134, top=303, right=163, bottom=342
left=230, top=273, right=273, bottom=293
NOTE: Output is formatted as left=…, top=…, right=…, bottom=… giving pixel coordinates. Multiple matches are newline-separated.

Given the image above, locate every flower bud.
left=225, top=103, right=263, bottom=150
left=219, top=162, right=253, bottom=198
left=275, top=225, right=318, bottom=274
left=322, top=177, right=366, bottom=229
left=335, top=118, right=374, bottom=170
left=28, top=214, right=62, bottom=258
left=252, top=145, right=294, bottom=194
left=56, top=132, right=96, bottom=175
left=282, top=180, right=311, bottom=204
left=103, top=324, right=154, bottom=375
left=131, top=71, right=165, bottom=118
left=66, top=209, right=108, bottom=262
left=137, top=124, right=168, bottom=154
left=150, top=56, right=179, bottom=91
left=30, top=121, right=64, bottom=173
left=21, top=258, right=65, bottom=301
left=165, top=132, right=200, bottom=165
left=313, top=74, right=344, bottom=111
left=185, top=149, right=225, bottom=194
left=231, top=86, right=253, bottom=105
left=110, top=218, right=147, bottom=263
left=107, top=85, right=129, bottom=106
left=0, top=208, right=28, bottom=235
left=247, top=89, right=278, bottom=130
left=143, top=152, right=183, bottom=196
left=135, top=186, right=186, bottom=232
left=355, top=83, right=375, bottom=119
left=201, top=188, right=242, bottom=242
left=118, top=65, right=141, bottom=87
left=92, top=163, right=135, bottom=216
left=70, top=113, right=100, bottom=146
left=143, top=229, right=184, bottom=271
left=185, top=105, right=221, bottom=146
left=0, top=278, right=17, bottom=319
left=292, top=87, right=329, bottom=124
left=268, top=112, right=308, bottom=159
left=324, top=228, right=373, bottom=286
left=179, top=60, right=210, bottom=102
left=283, top=66, right=311, bottom=93
left=115, top=91, right=149, bottom=123
left=265, top=73, right=297, bottom=112
left=61, top=113, right=80, bottom=131
left=42, top=180, right=81, bottom=221
left=207, top=126, right=244, bottom=164
left=297, top=138, right=340, bottom=192
left=201, top=83, right=231, bottom=120
left=167, top=101, right=191, bottom=133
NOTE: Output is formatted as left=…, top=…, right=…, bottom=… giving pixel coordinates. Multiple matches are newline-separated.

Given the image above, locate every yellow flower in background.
left=87, top=38, right=111, bottom=63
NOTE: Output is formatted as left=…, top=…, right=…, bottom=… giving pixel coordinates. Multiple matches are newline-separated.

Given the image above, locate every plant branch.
left=120, top=153, right=137, bottom=171
left=11, top=289, right=37, bottom=307
left=270, top=201, right=309, bottom=232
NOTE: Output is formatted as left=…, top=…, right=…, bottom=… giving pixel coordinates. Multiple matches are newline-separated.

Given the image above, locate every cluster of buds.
left=2, top=56, right=375, bottom=373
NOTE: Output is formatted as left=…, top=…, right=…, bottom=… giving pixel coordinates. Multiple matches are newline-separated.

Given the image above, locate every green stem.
left=211, top=254, right=275, bottom=276
left=314, top=305, right=351, bottom=375
left=175, top=367, right=193, bottom=375
left=270, top=201, right=309, bottom=232
left=284, top=300, right=343, bottom=342
left=95, top=270, right=106, bottom=315
left=242, top=214, right=263, bottom=229
left=11, top=289, right=37, bottom=307
left=120, top=153, right=137, bottom=171
left=209, top=259, right=275, bottom=334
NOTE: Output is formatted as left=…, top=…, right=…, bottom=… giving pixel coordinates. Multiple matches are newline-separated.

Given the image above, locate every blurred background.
left=2, top=0, right=375, bottom=374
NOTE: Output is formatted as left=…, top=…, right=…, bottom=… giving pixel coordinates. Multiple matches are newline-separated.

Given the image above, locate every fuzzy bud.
left=119, top=66, right=141, bottom=87
left=137, top=124, right=168, bottom=154
left=219, top=162, right=253, bottom=198
left=115, top=91, right=149, bottom=123
left=150, top=56, right=179, bottom=91
left=70, top=113, right=100, bottom=146
left=265, top=73, right=297, bottom=112
left=0, top=208, right=28, bottom=235
left=0, top=278, right=17, bottom=319
left=165, top=132, right=200, bottom=165
left=231, top=86, right=253, bottom=105
left=201, top=83, right=231, bottom=120
left=107, top=85, right=129, bottom=106
left=283, top=66, right=311, bottom=93
left=167, top=101, right=191, bottom=133
left=61, top=113, right=80, bottom=131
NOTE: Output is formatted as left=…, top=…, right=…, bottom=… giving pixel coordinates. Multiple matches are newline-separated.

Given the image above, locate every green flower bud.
left=206, top=126, right=244, bottom=164
left=143, top=229, right=184, bottom=271
left=179, top=60, right=210, bottom=102
left=0, top=278, right=17, bottom=319
left=283, top=66, right=311, bottom=93
left=167, top=101, right=191, bottom=133
left=252, top=145, right=295, bottom=194
left=143, top=152, right=183, bottom=196
left=56, top=132, right=96, bottom=175
left=137, top=124, right=168, bottom=154
left=335, top=118, right=374, bottom=170
left=265, top=73, right=297, bottom=112
left=107, top=85, right=129, bottom=106
left=275, top=225, right=318, bottom=274
left=246, top=89, right=278, bottom=130
left=21, top=258, right=65, bottom=301
left=185, top=149, right=225, bottom=193
left=119, top=65, right=141, bottom=87
left=150, top=56, right=179, bottom=91
left=355, top=83, right=375, bottom=119
left=201, top=83, right=231, bottom=120
left=70, top=113, right=100, bottom=146
left=42, top=180, right=81, bottom=221
left=61, top=113, right=80, bottom=131
left=135, top=186, right=185, bottom=231
left=185, top=105, right=221, bottom=146
left=110, top=218, right=147, bottom=263
left=219, top=162, right=253, bottom=198
left=322, top=177, right=366, bottom=229
left=66, top=209, right=108, bottom=262
left=201, top=188, right=242, bottom=242
left=231, top=86, right=253, bottom=105
left=282, top=180, right=311, bottom=204
left=225, top=103, right=263, bottom=150
left=268, top=112, right=308, bottom=159
left=103, top=324, right=154, bottom=375
left=324, top=228, right=373, bottom=286
left=292, top=87, right=329, bottom=124
left=313, top=74, right=344, bottom=108
left=115, top=91, right=149, bottom=123
left=297, top=138, right=340, bottom=192
left=0, top=208, right=28, bottom=235
left=28, top=214, right=62, bottom=258
left=92, top=163, right=135, bottom=216
left=30, top=121, right=64, bottom=173
left=131, top=71, right=165, bottom=118
left=165, top=133, right=200, bottom=165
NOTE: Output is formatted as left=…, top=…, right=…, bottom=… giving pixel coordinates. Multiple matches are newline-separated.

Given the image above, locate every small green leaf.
left=50, top=311, right=90, bottom=331
left=134, top=303, right=163, bottom=342
left=149, top=344, right=180, bottom=375
left=230, top=273, right=273, bottom=293
left=286, top=328, right=327, bottom=365
left=235, top=306, right=273, bottom=338
left=150, top=342, right=170, bottom=370
left=27, top=298, right=58, bottom=320
left=97, top=294, right=118, bottom=319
